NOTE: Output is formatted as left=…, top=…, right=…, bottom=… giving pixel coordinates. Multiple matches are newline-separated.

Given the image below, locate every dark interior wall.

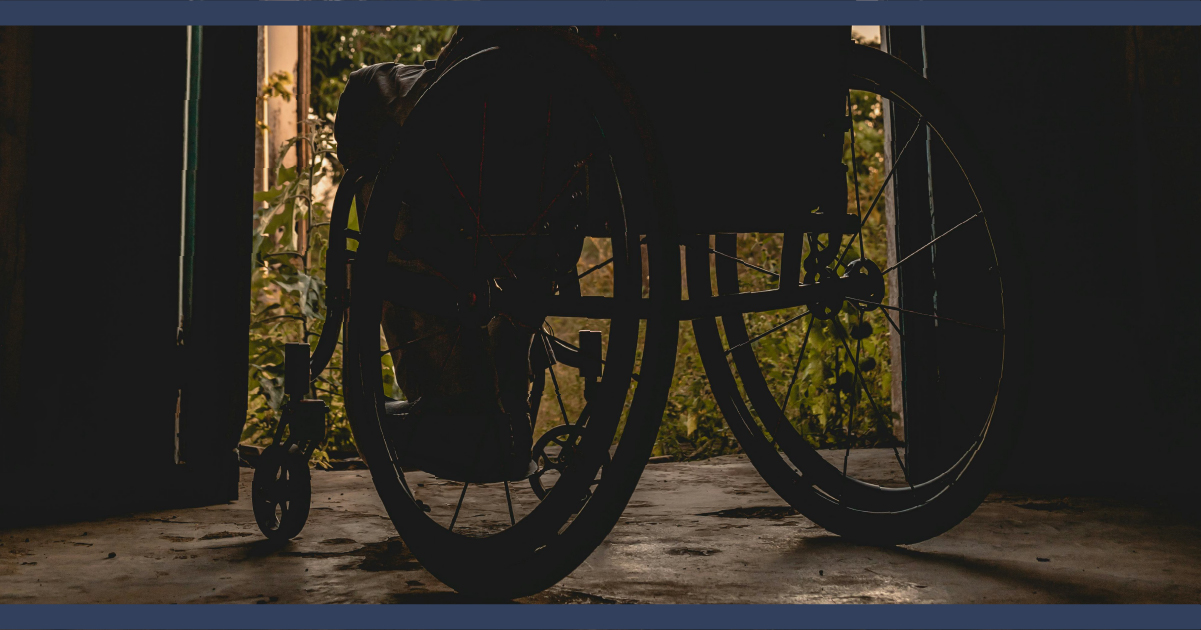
left=0, top=28, right=34, bottom=475
left=893, top=27, right=1201, bottom=500
left=179, top=26, right=259, bottom=507
left=0, top=27, right=188, bottom=521
left=0, top=26, right=257, bottom=525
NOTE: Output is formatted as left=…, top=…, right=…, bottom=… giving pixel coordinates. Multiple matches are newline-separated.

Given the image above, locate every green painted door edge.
left=177, top=25, right=202, bottom=465
left=181, top=24, right=202, bottom=340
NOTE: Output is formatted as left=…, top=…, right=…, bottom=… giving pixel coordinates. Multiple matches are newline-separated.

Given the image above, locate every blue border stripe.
left=0, top=1, right=1199, bottom=26
left=0, top=604, right=1198, bottom=629
left=2, top=5, right=1199, bottom=630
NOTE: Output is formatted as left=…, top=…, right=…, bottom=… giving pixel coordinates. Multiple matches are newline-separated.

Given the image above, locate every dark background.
left=0, top=26, right=256, bottom=524
left=900, top=27, right=1201, bottom=501
left=1, top=26, right=1197, bottom=526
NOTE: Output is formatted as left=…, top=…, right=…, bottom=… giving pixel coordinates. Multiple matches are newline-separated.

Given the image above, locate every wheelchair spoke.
left=578, top=236, right=646, bottom=280
left=852, top=298, right=1002, bottom=334
left=836, top=335, right=912, bottom=489
left=577, top=255, right=614, bottom=280
left=449, top=482, right=470, bottom=531
left=379, top=329, right=454, bottom=357
left=842, top=311, right=865, bottom=482
left=883, top=212, right=981, bottom=276
left=847, top=300, right=904, bottom=340
left=504, top=480, right=516, bottom=526
left=542, top=330, right=586, bottom=357
left=775, top=313, right=815, bottom=426
left=725, top=309, right=810, bottom=356
left=874, top=303, right=904, bottom=340
left=848, top=91, right=865, bottom=263
left=710, top=248, right=779, bottom=279
left=540, top=334, right=573, bottom=427
left=836, top=115, right=925, bottom=268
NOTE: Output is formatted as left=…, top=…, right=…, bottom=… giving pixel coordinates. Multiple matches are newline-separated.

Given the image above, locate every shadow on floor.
left=791, top=534, right=1157, bottom=603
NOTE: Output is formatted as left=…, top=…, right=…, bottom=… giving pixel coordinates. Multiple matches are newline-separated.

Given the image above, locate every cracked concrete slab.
left=1, top=454, right=1198, bottom=604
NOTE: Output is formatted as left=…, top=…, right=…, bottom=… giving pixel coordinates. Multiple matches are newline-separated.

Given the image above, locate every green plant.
left=257, top=70, right=293, bottom=133
left=246, top=121, right=338, bottom=468
left=245, top=27, right=895, bottom=467
left=719, top=75, right=897, bottom=452
left=244, top=26, right=451, bottom=466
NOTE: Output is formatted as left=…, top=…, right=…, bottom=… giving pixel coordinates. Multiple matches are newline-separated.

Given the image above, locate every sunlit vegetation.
left=244, top=27, right=894, bottom=465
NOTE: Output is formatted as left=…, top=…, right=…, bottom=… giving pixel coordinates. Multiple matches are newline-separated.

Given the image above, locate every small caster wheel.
left=252, top=444, right=312, bottom=541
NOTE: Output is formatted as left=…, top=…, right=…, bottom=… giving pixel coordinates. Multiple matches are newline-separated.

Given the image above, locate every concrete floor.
left=2, top=453, right=1199, bottom=604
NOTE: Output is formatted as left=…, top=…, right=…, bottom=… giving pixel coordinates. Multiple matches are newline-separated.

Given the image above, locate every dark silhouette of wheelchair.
left=253, top=26, right=1029, bottom=599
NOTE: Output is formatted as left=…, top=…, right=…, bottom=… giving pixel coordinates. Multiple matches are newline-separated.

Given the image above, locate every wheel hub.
left=841, top=258, right=885, bottom=310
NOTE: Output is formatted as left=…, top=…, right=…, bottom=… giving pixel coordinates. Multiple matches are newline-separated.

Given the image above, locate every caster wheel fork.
left=252, top=342, right=329, bottom=542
